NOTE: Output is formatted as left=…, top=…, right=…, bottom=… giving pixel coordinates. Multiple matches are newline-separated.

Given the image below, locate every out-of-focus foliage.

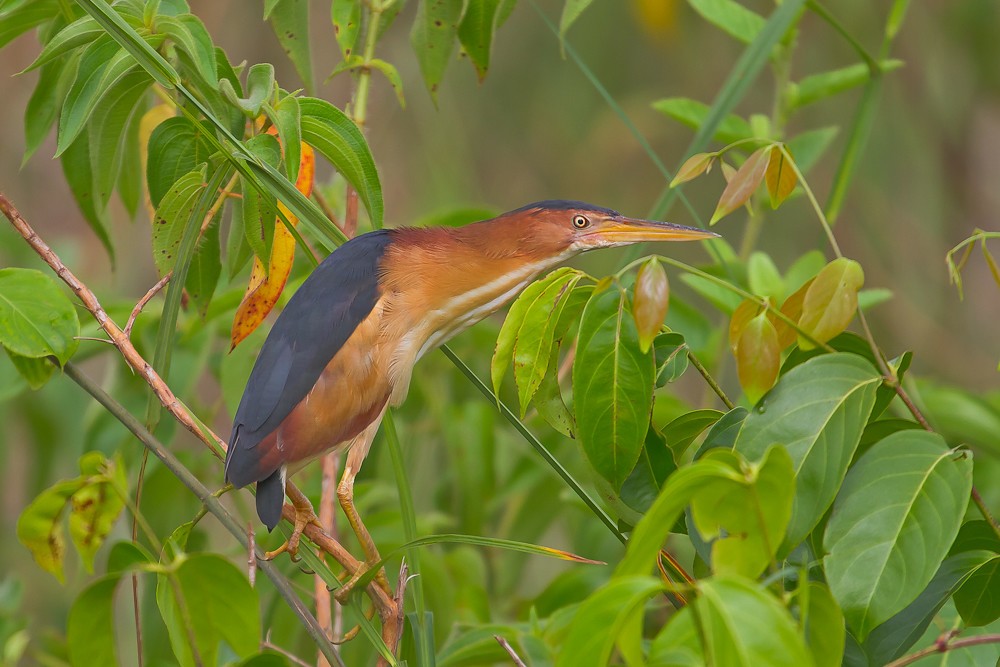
left=1, top=0, right=999, bottom=665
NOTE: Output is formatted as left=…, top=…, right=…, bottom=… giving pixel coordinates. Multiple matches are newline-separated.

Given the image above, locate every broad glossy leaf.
left=299, top=96, right=382, bottom=229
left=574, top=286, right=655, bottom=491
left=410, top=0, right=462, bottom=101
left=792, top=60, right=904, bottom=110
left=146, top=116, right=215, bottom=208
left=653, top=331, right=688, bottom=386
left=0, top=268, right=80, bottom=365
left=735, top=353, right=881, bottom=552
left=954, top=553, right=1000, bottom=626
left=67, top=574, right=121, bottom=666
left=555, top=576, right=663, bottom=667
left=670, top=152, right=714, bottom=188
left=652, top=97, right=752, bottom=144
left=711, top=146, right=771, bottom=225
left=457, top=0, right=501, bottom=81
left=268, top=0, right=313, bottom=91
left=694, top=575, right=813, bottom=667
left=491, top=268, right=575, bottom=397
left=863, top=550, right=996, bottom=664
left=690, top=447, right=794, bottom=578
left=792, top=582, right=845, bottom=667
left=632, top=259, right=669, bottom=353
left=735, top=313, right=780, bottom=404
left=697, top=407, right=747, bottom=455
left=156, top=554, right=260, bottom=667
left=331, top=0, right=361, bottom=59
left=765, top=145, right=797, bottom=208
left=620, top=426, right=677, bottom=517
left=748, top=251, right=784, bottom=301
left=824, top=431, right=973, bottom=640
left=62, top=132, right=115, bottom=260
left=151, top=166, right=207, bottom=276
left=687, top=0, right=765, bottom=44
left=798, top=258, right=865, bottom=349
left=660, top=408, right=722, bottom=458
left=513, top=271, right=584, bottom=415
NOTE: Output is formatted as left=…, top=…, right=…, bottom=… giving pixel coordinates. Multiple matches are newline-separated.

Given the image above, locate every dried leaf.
left=764, top=145, right=797, bottom=208
left=633, top=259, right=670, bottom=353
left=736, top=313, right=780, bottom=404
left=230, top=138, right=316, bottom=349
left=671, top=152, right=714, bottom=188
left=798, top=259, right=865, bottom=349
left=711, top=147, right=771, bottom=224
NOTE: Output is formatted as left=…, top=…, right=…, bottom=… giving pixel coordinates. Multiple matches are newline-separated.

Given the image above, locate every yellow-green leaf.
left=773, top=278, right=812, bottom=350
left=765, top=145, right=797, bottom=208
left=736, top=313, right=780, bottom=404
left=632, top=258, right=669, bottom=353
left=670, top=152, right=714, bottom=188
left=728, top=298, right=761, bottom=353
left=797, top=258, right=864, bottom=349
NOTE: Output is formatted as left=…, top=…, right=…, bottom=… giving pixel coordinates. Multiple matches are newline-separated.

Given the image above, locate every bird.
left=224, top=200, right=717, bottom=597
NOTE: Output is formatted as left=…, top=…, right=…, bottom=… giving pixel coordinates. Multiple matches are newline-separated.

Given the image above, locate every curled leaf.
left=764, top=145, right=797, bottom=208
left=670, top=152, right=714, bottom=188
left=798, top=258, right=865, bottom=349
left=711, top=146, right=770, bottom=225
left=633, top=258, right=670, bottom=353
left=736, top=313, right=780, bottom=404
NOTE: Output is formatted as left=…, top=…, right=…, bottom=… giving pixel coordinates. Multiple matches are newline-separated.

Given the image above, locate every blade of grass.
left=441, top=345, right=627, bottom=546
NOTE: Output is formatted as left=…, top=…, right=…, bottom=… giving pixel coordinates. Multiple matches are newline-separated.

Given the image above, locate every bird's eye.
left=572, top=215, right=590, bottom=229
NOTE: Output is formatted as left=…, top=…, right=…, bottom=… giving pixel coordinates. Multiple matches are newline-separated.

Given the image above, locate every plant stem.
left=352, top=2, right=384, bottom=129
left=884, top=633, right=1000, bottom=667
left=687, top=350, right=736, bottom=410
left=971, top=487, right=1000, bottom=542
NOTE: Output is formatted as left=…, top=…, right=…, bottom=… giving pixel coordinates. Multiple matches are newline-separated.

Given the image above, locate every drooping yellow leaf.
left=771, top=278, right=813, bottom=350
left=797, top=258, right=865, bottom=350
left=711, top=147, right=771, bottom=225
left=729, top=298, right=762, bottom=353
left=764, top=145, right=797, bottom=208
left=982, top=240, right=1000, bottom=289
left=230, top=137, right=316, bottom=350
left=736, top=313, right=780, bottom=404
left=138, top=103, right=176, bottom=219
left=633, top=258, right=669, bottom=353
left=670, top=152, right=714, bottom=188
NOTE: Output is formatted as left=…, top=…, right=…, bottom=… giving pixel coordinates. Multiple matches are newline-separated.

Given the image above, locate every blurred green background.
left=1, top=0, right=998, bottom=663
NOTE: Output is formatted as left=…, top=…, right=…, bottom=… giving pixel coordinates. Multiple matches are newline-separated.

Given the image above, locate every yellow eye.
left=572, top=214, right=590, bottom=229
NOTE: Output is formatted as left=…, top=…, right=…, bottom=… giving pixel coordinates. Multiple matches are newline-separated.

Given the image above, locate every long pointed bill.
left=583, top=216, right=720, bottom=246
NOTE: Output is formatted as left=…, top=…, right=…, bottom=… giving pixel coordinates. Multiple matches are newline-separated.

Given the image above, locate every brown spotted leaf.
left=671, top=152, right=714, bottom=188
left=765, top=145, right=797, bottom=208
left=736, top=313, right=781, bottom=404
left=230, top=138, right=316, bottom=350
left=798, top=258, right=865, bottom=350
left=633, top=258, right=670, bottom=353
left=711, top=147, right=770, bottom=225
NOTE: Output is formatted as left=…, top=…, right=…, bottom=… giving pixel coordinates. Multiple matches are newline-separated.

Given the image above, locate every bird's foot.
left=264, top=502, right=323, bottom=561
left=334, top=560, right=392, bottom=604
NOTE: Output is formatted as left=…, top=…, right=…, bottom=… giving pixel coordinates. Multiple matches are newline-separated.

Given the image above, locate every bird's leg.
left=264, top=482, right=323, bottom=560
left=334, top=460, right=392, bottom=602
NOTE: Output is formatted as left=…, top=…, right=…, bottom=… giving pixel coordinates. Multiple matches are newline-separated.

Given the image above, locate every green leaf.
left=157, top=13, right=216, bottom=85
left=735, top=312, right=780, bottom=404
left=0, top=268, right=80, bottom=365
left=793, top=581, right=845, bottom=667
left=67, top=574, right=122, bottom=666
left=824, top=431, right=973, bottom=640
left=954, top=552, right=1000, bottom=627
left=690, top=447, right=794, bottom=578
left=23, top=56, right=79, bottom=165
left=151, top=166, right=207, bottom=276
left=331, top=0, right=361, bottom=60
left=531, top=346, right=574, bottom=437
left=457, top=0, right=500, bottom=81
left=410, top=0, right=463, bottom=101
left=747, top=251, right=784, bottom=301
left=61, top=131, right=115, bottom=260
left=797, top=258, right=865, bottom=349
left=735, top=353, right=881, bottom=553
left=299, top=96, right=382, bottom=229
left=653, top=331, right=689, bottom=386
left=185, top=210, right=221, bottom=318
left=652, top=97, right=752, bottom=144
left=6, top=349, right=56, bottom=389
left=697, top=407, right=747, bottom=455
left=146, top=116, right=216, bottom=208
left=786, top=126, right=839, bottom=174
left=660, top=408, right=722, bottom=458
left=16, top=477, right=84, bottom=581
left=513, top=270, right=584, bottom=415
left=156, top=554, right=260, bottom=667
left=559, top=0, right=597, bottom=40
left=0, top=0, right=59, bottom=49
left=791, top=60, right=904, bottom=110
left=694, top=575, right=813, bottom=667
left=686, top=0, right=765, bottom=44
left=555, top=576, right=663, bottom=667
left=368, top=58, right=406, bottom=108
left=574, top=286, right=655, bottom=491
left=268, top=0, right=313, bottom=91
left=267, top=94, right=301, bottom=183
left=242, top=134, right=281, bottom=265
left=24, top=14, right=102, bottom=72
left=88, top=70, right=151, bottom=209
left=68, top=454, right=126, bottom=572
left=649, top=606, right=704, bottom=666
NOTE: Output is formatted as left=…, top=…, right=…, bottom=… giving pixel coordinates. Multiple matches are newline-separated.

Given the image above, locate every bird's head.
left=496, top=200, right=718, bottom=258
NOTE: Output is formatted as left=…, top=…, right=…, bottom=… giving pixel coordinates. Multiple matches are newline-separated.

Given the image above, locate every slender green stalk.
left=686, top=350, right=736, bottom=410
left=61, top=363, right=347, bottom=667
left=806, top=1, right=879, bottom=72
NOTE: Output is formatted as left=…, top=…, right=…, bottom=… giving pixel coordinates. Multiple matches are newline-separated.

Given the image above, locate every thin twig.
left=971, top=487, right=1000, bottom=541
left=494, top=635, right=527, bottom=667
left=262, top=640, right=315, bottom=667
left=686, top=349, right=736, bottom=410
left=884, top=632, right=1000, bottom=667
left=248, top=523, right=257, bottom=587
left=316, top=451, right=341, bottom=667
left=125, top=272, right=172, bottom=338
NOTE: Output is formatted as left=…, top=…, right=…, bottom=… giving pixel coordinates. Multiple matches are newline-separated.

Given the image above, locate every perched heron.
left=225, top=200, right=716, bottom=595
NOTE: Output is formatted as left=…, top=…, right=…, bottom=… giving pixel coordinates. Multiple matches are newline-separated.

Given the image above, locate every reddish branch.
left=885, top=632, right=1000, bottom=667
left=0, top=193, right=402, bottom=657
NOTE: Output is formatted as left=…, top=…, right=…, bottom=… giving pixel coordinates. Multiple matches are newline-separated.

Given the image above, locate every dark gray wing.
left=225, top=229, right=393, bottom=488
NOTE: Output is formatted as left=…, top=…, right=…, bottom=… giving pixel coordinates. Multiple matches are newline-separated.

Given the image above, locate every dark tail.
left=256, top=470, right=285, bottom=531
